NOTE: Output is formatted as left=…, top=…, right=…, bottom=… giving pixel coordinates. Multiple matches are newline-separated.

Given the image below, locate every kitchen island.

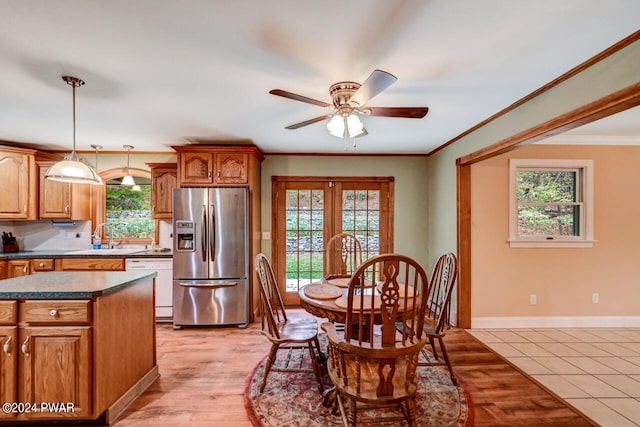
left=0, top=271, right=158, bottom=424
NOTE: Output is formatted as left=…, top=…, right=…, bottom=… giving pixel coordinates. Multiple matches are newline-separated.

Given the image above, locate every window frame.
left=93, top=167, right=156, bottom=245
left=508, top=158, right=594, bottom=248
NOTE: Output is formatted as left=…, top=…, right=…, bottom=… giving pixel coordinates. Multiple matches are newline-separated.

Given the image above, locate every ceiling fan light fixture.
left=46, top=76, right=101, bottom=185
left=326, top=115, right=344, bottom=138
left=346, top=114, right=365, bottom=138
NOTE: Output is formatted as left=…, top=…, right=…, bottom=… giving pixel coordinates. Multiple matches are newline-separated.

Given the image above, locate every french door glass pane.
left=285, top=189, right=324, bottom=293
left=342, top=189, right=381, bottom=261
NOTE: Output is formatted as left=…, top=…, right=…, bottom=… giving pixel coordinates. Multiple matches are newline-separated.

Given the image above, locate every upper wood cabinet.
left=37, top=162, right=91, bottom=220
left=0, top=148, right=37, bottom=220
left=147, top=163, right=177, bottom=219
left=174, top=146, right=261, bottom=187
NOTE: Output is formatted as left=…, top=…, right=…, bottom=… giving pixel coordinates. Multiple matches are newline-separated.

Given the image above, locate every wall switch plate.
left=592, top=293, right=599, bottom=304
left=262, top=232, right=271, bottom=240
left=529, top=294, right=537, bottom=305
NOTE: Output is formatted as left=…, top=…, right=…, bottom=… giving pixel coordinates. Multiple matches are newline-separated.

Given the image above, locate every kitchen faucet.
left=93, top=223, right=119, bottom=249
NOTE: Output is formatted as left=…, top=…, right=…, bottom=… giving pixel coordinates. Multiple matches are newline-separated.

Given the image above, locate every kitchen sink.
left=64, top=248, right=146, bottom=255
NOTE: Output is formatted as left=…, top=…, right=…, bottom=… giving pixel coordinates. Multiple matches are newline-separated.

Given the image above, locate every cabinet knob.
left=217, top=171, right=220, bottom=177
left=3, top=336, right=11, bottom=354
left=50, top=309, right=58, bottom=317
left=21, top=336, right=30, bottom=355
left=23, top=265, right=28, bottom=273
left=23, top=205, right=27, bottom=212
left=208, top=170, right=212, bottom=178
left=39, top=262, right=45, bottom=267
left=64, top=205, right=69, bottom=213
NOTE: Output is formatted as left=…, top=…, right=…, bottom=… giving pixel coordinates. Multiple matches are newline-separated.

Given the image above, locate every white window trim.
left=508, top=159, right=595, bottom=248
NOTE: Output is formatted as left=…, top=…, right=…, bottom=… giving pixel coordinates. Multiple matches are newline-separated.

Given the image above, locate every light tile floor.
left=467, top=328, right=640, bottom=427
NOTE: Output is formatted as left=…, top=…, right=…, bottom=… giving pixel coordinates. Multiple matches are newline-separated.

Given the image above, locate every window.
left=509, top=159, right=594, bottom=248
left=105, top=176, right=154, bottom=240
left=93, top=168, right=155, bottom=245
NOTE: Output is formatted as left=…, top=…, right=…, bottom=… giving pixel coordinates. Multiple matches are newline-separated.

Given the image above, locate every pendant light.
left=45, top=76, right=101, bottom=184
left=90, top=144, right=104, bottom=185
left=121, top=145, right=136, bottom=186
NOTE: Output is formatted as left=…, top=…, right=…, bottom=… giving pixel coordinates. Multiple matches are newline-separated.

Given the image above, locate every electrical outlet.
left=529, top=294, right=537, bottom=305
left=592, top=293, right=599, bottom=304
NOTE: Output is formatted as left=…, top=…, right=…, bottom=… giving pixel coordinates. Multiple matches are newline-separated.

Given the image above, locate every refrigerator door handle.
left=210, top=204, right=216, bottom=262
left=201, top=204, right=207, bottom=262
left=179, top=281, right=238, bottom=289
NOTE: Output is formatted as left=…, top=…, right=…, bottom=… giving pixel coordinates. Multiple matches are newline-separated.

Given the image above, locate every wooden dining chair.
left=322, top=254, right=429, bottom=427
left=254, top=253, right=324, bottom=393
left=418, top=252, right=458, bottom=384
left=324, top=233, right=363, bottom=278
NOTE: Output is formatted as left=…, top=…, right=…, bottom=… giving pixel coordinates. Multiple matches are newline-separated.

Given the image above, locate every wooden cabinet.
left=59, top=258, right=125, bottom=271
left=0, top=301, right=17, bottom=419
left=0, top=148, right=37, bottom=220
left=0, top=261, right=7, bottom=280
left=147, top=163, right=177, bottom=219
left=30, top=258, right=56, bottom=274
left=8, top=260, right=30, bottom=278
left=0, top=275, right=157, bottom=423
left=174, top=146, right=257, bottom=186
left=38, top=162, right=91, bottom=220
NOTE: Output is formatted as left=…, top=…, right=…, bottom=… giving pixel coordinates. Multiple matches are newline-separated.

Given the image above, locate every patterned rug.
left=244, top=335, right=472, bottom=427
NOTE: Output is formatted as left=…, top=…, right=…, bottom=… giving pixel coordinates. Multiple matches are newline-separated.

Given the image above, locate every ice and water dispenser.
left=175, top=221, right=194, bottom=251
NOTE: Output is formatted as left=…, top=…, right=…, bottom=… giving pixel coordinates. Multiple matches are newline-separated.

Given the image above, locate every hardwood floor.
left=112, top=315, right=598, bottom=426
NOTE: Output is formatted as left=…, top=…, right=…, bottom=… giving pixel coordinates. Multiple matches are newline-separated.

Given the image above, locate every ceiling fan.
left=269, top=69, right=428, bottom=148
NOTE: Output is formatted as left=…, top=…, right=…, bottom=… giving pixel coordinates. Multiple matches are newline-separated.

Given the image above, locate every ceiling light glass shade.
left=326, top=114, right=365, bottom=138
left=121, top=175, right=136, bottom=186
left=131, top=184, right=141, bottom=192
left=45, top=154, right=100, bottom=184
left=346, top=114, right=365, bottom=137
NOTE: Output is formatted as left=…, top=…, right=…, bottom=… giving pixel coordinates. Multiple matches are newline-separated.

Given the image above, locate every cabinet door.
left=8, top=260, right=30, bottom=278
left=151, top=166, right=177, bottom=219
left=179, top=152, right=213, bottom=185
left=215, top=152, right=248, bottom=185
left=0, top=152, right=31, bottom=219
left=19, top=326, right=91, bottom=419
left=0, top=261, right=6, bottom=280
left=0, top=326, right=17, bottom=419
left=39, top=164, right=71, bottom=219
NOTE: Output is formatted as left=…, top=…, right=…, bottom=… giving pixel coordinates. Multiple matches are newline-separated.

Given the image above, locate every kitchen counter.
left=0, top=270, right=157, bottom=299
left=0, top=270, right=158, bottom=424
left=0, top=249, right=172, bottom=260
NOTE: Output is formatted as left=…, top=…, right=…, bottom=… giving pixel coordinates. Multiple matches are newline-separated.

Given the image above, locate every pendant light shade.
left=121, top=145, right=136, bottom=186
left=46, top=76, right=101, bottom=185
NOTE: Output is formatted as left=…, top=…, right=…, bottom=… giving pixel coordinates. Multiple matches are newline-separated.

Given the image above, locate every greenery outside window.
left=508, top=159, right=594, bottom=248
left=93, top=168, right=154, bottom=245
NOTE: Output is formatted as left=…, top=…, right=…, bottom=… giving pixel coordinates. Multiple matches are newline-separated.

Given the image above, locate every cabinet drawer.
left=31, top=258, right=55, bottom=272
left=0, top=301, right=17, bottom=324
left=20, top=300, right=91, bottom=324
left=60, top=258, right=125, bottom=271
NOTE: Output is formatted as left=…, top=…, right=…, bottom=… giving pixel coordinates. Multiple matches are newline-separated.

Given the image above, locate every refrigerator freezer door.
left=209, top=187, right=248, bottom=279
left=173, top=188, right=208, bottom=279
left=172, top=279, right=249, bottom=326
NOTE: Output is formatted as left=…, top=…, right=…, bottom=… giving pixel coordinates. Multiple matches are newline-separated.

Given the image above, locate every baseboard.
left=471, top=316, right=640, bottom=329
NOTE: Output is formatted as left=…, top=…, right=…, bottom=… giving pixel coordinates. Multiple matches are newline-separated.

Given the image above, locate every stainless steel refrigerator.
left=172, top=187, right=249, bottom=328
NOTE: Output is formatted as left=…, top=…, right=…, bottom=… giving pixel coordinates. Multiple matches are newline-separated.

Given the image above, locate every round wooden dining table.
left=298, top=281, right=350, bottom=323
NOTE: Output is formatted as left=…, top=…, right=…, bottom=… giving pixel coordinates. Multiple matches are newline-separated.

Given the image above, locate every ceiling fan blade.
left=366, top=107, right=428, bottom=118
left=269, top=89, right=331, bottom=108
left=285, top=114, right=334, bottom=129
left=349, top=70, right=398, bottom=107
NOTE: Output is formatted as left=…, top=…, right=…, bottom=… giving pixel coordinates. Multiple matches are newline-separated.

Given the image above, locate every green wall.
left=260, top=155, right=429, bottom=267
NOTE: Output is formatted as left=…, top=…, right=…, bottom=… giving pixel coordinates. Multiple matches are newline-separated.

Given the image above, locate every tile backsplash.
left=0, top=220, right=173, bottom=252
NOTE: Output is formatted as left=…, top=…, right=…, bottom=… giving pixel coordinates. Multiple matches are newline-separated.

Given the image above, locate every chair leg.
left=347, top=397, right=357, bottom=427
left=308, top=341, right=324, bottom=393
left=260, top=343, right=279, bottom=393
left=405, top=397, right=418, bottom=427
left=438, top=337, right=457, bottom=385
left=336, top=393, right=350, bottom=427
left=429, top=337, right=438, bottom=359
left=314, top=336, right=327, bottom=363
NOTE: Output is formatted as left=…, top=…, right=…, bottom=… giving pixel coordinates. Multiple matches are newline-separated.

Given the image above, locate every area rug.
left=244, top=335, right=472, bottom=427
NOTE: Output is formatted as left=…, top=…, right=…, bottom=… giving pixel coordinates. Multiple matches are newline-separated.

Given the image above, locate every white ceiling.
left=0, top=0, right=638, bottom=154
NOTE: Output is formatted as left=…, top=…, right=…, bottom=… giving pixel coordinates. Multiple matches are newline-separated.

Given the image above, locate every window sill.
left=508, top=239, right=596, bottom=248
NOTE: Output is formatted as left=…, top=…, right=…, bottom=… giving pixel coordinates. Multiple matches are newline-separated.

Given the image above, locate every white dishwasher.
left=126, top=258, right=173, bottom=322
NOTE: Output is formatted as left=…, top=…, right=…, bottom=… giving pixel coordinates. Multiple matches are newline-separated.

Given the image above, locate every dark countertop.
left=0, top=270, right=158, bottom=299
left=0, top=249, right=172, bottom=260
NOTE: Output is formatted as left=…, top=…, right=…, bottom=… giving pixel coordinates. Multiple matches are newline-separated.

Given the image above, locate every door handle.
left=210, top=204, right=215, bottom=262
left=21, top=336, right=30, bottom=356
left=201, top=204, right=207, bottom=262
left=3, top=336, right=11, bottom=355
